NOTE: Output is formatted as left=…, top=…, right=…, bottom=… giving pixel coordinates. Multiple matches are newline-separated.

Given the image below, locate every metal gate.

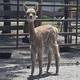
left=0, top=0, right=80, bottom=50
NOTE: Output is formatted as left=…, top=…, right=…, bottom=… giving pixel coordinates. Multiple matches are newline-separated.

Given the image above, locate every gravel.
left=0, top=49, right=80, bottom=80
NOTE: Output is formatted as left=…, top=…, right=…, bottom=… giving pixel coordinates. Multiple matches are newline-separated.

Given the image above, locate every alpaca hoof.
left=46, top=70, right=49, bottom=73
left=56, top=73, right=59, bottom=75
left=39, top=72, right=42, bottom=76
left=39, top=73, right=41, bottom=76
left=55, top=71, right=59, bottom=76
left=31, top=72, right=33, bottom=76
left=30, top=74, right=33, bottom=76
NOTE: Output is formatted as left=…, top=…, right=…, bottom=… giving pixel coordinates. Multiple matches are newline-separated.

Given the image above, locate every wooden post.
left=2, top=0, right=11, bottom=33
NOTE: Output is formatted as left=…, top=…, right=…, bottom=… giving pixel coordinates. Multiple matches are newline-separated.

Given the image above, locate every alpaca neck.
left=28, top=21, right=36, bottom=41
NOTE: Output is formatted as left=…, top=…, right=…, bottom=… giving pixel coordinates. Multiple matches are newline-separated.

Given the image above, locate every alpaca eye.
left=27, top=13, right=30, bottom=16
left=32, top=13, right=36, bottom=16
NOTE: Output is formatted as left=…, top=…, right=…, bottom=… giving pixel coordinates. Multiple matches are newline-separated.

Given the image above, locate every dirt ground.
left=0, top=49, right=80, bottom=80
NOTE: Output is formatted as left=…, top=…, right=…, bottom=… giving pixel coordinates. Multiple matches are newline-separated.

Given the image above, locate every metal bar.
left=16, top=0, right=19, bottom=49
left=0, top=19, right=80, bottom=21
left=0, top=32, right=79, bottom=36
left=0, top=33, right=29, bottom=36
left=0, top=26, right=22, bottom=30
left=59, top=32, right=80, bottom=35
left=3, top=0, right=11, bottom=33
left=0, top=43, right=80, bottom=50
left=37, top=0, right=43, bottom=26
left=75, top=0, right=78, bottom=44
left=64, top=0, right=69, bottom=43
left=0, top=45, right=30, bottom=49
left=0, top=25, right=79, bottom=30
left=24, top=4, right=80, bottom=7
left=53, top=0, right=55, bottom=17
left=0, top=3, right=80, bottom=7
left=59, top=43, right=80, bottom=46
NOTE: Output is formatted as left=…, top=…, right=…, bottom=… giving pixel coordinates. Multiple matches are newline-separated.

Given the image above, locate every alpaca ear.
left=23, top=4, right=28, bottom=11
left=34, top=3, right=39, bottom=11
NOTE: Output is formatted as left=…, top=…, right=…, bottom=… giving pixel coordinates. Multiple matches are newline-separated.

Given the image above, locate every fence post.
left=76, top=0, right=78, bottom=45
left=60, top=0, right=71, bottom=52
left=2, top=0, right=11, bottom=33
left=64, top=0, right=69, bottom=43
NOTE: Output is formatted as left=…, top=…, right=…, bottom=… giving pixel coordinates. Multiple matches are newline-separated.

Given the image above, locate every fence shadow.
left=61, top=49, right=80, bottom=59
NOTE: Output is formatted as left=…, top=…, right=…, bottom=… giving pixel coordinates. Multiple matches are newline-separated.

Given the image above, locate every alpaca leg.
left=54, top=44, right=60, bottom=75
left=51, top=43, right=60, bottom=75
left=31, top=46, right=36, bottom=75
left=38, top=48, right=42, bottom=75
left=55, top=53, right=59, bottom=75
left=46, top=48, right=52, bottom=73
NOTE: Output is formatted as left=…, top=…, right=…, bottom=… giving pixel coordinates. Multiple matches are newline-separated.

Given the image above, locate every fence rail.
left=0, top=32, right=80, bottom=36
left=0, top=3, right=80, bottom=7
left=0, top=19, right=80, bottom=21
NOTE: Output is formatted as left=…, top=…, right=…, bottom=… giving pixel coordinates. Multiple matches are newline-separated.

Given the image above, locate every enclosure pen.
left=0, top=0, right=79, bottom=49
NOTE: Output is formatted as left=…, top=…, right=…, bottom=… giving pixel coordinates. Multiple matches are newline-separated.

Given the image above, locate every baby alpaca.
left=23, top=3, right=60, bottom=76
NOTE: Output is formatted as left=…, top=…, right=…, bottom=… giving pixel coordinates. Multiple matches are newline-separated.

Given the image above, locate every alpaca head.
left=23, top=4, right=38, bottom=22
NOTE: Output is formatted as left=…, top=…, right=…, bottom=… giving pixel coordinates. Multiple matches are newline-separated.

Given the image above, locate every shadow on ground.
left=27, top=72, right=58, bottom=80
left=60, top=48, right=80, bottom=59
left=0, top=57, right=30, bottom=80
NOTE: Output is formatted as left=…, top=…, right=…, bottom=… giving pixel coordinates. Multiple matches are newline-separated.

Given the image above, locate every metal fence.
left=0, top=0, right=80, bottom=50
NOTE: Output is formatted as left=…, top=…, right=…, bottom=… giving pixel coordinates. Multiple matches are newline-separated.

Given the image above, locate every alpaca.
left=23, top=4, right=60, bottom=76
